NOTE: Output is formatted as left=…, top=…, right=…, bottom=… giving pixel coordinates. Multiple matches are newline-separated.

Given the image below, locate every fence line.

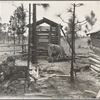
left=0, top=44, right=28, bottom=47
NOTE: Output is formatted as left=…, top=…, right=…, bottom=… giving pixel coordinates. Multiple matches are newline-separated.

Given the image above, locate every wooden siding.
left=89, top=46, right=100, bottom=73
left=36, top=26, right=60, bottom=56
left=91, top=32, right=100, bottom=48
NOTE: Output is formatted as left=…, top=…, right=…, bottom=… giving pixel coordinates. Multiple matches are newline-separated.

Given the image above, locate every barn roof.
left=36, top=17, right=60, bottom=26
left=27, top=17, right=62, bottom=27
left=87, top=25, right=100, bottom=35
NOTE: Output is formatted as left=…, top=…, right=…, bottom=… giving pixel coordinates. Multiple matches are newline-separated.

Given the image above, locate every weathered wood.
left=96, top=90, right=100, bottom=98
left=85, top=90, right=97, bottom=95
left=90, top=62, right=100, bottom=68
left=57, top=25, right=60, bottom=45
left=89, top=52, right=100, bottom=62
left=89, top=57, right=100, bottom=65
left=90, top=67, right=98, bottom=74
left=91, top=65, right=100, bottom=72
left=38, top=74, right=70, bottom=81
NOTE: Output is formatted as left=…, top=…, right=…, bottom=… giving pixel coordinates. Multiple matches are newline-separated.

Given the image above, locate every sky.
left=0, top=1, right=100, bottom=36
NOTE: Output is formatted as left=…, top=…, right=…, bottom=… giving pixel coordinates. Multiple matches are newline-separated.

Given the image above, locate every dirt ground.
left=0, top=37, right=100, bottom=99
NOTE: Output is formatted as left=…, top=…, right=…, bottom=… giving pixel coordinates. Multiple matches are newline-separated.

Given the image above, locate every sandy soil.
left=0, top=37, right=100, bottom=99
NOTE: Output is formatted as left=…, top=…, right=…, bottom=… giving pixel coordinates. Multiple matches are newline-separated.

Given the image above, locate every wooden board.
left=90, top=62, right=100, bottom=68
left=89, top=57, right=100, bottom=65
left=91, top=65, right=100, bottom=73
left=89, top=52, right=100, bottom=62
left=90, top=67, right=99, bottom=74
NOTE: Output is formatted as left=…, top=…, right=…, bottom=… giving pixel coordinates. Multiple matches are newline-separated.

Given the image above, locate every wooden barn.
left=30, top=17, right=62, bottom=57
left=87, top=26, right=100, bottom=73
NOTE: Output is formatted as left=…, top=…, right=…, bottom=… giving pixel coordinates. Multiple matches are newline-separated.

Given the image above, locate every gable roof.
left=36, top=17, right=59, bottom=26
left=27, top=17, right=62, bottom=27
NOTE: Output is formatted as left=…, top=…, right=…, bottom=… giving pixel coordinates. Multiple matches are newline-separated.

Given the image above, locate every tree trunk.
left=70, top=4, right=75, bottom=82
left=22, top=4, right=24, bottom=53
left=18, top=35, right=20, bottom=44
left=22, top=34, right=24, bottom=52
left=14, top=32, right=15, bottom=54
left=26, top=4, right=31, bottom=89
left=32, top=4, right=37, bottom=64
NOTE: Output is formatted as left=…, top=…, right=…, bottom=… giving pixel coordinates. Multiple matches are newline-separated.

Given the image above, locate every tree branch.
left=75, top=20, right=87, bottom=25
left=80, top=22, right=87, bottom=25
left=57, top=14, right=69, bottom=24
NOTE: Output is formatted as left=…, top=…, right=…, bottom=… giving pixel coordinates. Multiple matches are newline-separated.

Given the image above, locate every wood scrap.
left=37, top=74, right=70, bottom=81
left=4, top=79, right=12, bottom=88
left=25, top=93, right=52, bottom=97
left=53, top=74, right=70, bottom=77
left=29, top=73, right=37, bottom=82
left=96, top=90, right=100, bottom=98
left=85, top=90, right=97, bottom=95
left=91, top=65, right=100, bottom=73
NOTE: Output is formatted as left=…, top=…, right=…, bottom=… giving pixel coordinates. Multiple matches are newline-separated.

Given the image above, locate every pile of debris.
left=0, top=56, right=28, bottom=94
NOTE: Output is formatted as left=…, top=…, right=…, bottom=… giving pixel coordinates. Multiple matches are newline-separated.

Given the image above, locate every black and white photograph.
left=0, top=1, right=100, bottom=99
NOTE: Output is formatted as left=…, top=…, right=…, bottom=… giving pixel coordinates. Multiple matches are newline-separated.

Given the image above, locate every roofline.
left=27, top=17, right=63, bottom=27
left=87, top=30, right=100, bottom=35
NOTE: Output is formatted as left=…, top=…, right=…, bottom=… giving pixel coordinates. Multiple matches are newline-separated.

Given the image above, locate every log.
left=54, top=75, right=70, bottom=77
left=37, top=74, right=70, bottom=81
left=91, top=65, right=100, bottom=72
left=89, top=57, right=100, bottom=65
left=89, top=53, right=100, bottom=62
left=90, top=62, right=100, bottom=69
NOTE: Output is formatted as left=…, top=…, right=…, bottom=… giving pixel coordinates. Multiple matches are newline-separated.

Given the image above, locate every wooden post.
left=21, top=4, right=24, bottom=53
left=57, top=25, right=60, bottom=45
left=49, top=25, right=52, bottom=43
left=26, top=4, right=31, bottom=89
left=32, top=4, right=38, bottom=64
left=14, top=32, right=15, bottom=54
left=70, top=3, right=75, bottom=82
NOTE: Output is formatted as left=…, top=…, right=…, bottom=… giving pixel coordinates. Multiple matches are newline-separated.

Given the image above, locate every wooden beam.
left=49, top=25, right=52, bottom=43
left=57, top=25, right=60, bottom=45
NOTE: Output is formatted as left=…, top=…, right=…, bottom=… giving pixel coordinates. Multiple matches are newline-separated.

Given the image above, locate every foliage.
left=85, top=10, right=97, bottom=31
left=41, top=4, right=50, bottom=10
left=9, top=4, right=26, bottom=36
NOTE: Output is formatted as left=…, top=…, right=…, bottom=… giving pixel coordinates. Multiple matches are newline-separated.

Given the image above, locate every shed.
left=30, top=17, right=62, bottom=57
left=87, top=25, right=100, bottom=73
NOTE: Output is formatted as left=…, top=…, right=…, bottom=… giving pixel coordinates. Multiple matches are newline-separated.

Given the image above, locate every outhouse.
left=30, top=17, right=62, bottom=57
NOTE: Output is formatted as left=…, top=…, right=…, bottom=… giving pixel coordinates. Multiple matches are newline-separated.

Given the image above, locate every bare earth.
left=0, top=37, right=100, bottom=99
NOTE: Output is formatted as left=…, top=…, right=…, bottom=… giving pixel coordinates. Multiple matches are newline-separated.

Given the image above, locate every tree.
left=0, top=19, right=8, bottom=42
left=31, top=4, right=49, bottom=64
left=13, top=4, right=26, bottom=52
left=57, top=3, right=84, bottom=82
left=9, top=15, right=16, bottom=54
left=9, top=4, right=26, bottom=53
left=85, top=10, right=97, bottom=31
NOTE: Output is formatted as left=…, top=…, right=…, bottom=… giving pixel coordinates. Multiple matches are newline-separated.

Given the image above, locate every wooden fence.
left=89, top=46, right=100, bottom=73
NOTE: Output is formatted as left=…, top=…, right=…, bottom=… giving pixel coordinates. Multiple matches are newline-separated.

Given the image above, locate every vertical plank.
left=49, top=25, right=52, bottom=43
left=57, top=25, right=61, bottom=45
left=32, top=4, right=38, bottom=64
